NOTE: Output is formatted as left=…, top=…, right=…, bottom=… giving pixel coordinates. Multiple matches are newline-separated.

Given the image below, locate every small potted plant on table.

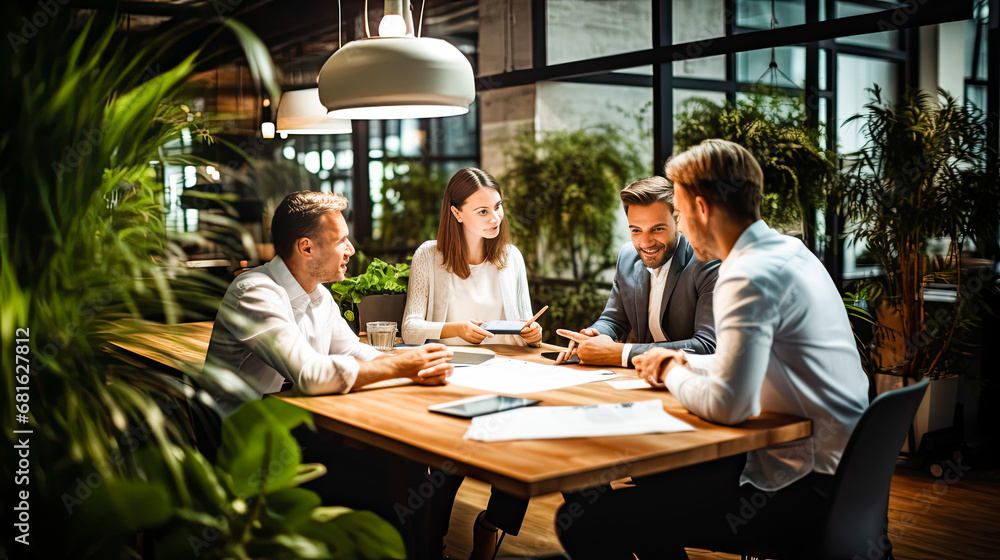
left=330, top=258, right=410, bottom=333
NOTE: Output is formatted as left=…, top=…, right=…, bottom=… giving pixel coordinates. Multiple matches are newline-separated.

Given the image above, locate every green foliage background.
left=377, top=161, right=447, bottom=249
left=502, top=127, right=645, bottom=281
left=0, top=7, right=402, bottom=558
left=674, top=87, right=837, bottom=251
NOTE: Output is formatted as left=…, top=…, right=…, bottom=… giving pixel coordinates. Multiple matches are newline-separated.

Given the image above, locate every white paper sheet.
left=606, top=379, right=652, bottom=390
left=463, top=399, right=695, bottom=442
left=446, top=357, right=617, bottom=394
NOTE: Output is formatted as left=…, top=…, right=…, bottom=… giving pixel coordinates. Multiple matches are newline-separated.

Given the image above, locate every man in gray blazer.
left=557, top=176, right=719, bottom=367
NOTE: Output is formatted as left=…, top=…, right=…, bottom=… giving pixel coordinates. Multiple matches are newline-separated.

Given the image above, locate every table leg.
left=485, top=489, right=529, bottom=535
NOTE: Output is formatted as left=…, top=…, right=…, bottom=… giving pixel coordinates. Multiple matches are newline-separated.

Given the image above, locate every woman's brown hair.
left=437, top=167, right=510, bottom=279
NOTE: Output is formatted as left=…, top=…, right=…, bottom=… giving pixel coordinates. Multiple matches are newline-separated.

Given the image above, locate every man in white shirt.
left=207, top=190, right=453, bottom=414
left=556, top=140, right=869, bottom=559
left=205, top=191, right=456, bottom=559
left=556, top=176, right=718, bottom=368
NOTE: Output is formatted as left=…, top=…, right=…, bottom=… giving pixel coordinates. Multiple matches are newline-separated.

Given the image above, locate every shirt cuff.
left=430, top=322, right=445, bottom=340
left=621, top=343, right=633, bottom=368
left=329, top=355, right=362, bottom=393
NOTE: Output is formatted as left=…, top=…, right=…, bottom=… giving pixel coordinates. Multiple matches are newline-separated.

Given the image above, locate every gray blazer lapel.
left=657, top=235, right=691, bottom=325
left=633, top=259, right=651, bottom=343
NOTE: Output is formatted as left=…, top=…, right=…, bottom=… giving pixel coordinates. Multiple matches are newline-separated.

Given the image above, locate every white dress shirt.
left=666, top=221, right=869, bottom=491
left=206, top=256, right=381, bottom=416
left=621, top=257, right=672, bottom=367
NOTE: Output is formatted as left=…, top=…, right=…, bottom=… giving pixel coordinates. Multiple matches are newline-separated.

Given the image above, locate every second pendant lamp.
left=276, top=89, right=353, bottom=135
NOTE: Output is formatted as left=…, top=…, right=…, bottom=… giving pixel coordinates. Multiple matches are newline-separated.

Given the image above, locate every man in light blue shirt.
left=557, top=140, right=869, bottom=559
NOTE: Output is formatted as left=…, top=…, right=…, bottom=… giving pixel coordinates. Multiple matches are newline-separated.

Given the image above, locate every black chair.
left=742, top=378, right=930, bottom=560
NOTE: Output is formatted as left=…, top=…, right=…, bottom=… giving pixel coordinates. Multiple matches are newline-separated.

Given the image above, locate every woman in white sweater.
left=402, top=167, right=542, bottom=347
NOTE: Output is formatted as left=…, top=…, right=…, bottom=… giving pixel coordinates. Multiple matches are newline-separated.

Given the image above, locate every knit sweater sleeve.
left=401, top=241, right=445, bottom=345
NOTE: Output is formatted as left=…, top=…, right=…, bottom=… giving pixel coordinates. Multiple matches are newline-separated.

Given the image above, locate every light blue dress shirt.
left=666, top=221, right=869, bottom=491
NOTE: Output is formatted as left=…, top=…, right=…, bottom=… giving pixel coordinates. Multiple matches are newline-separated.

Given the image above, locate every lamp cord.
left=364, top=0, right=371, bottom=38
left=503, top=0, right=510, bottom=71
left=417, top=0, right=426, bottom=37
left=337, top=0, right=342, bottom=48
left=755, top=0, right=796, bottom=88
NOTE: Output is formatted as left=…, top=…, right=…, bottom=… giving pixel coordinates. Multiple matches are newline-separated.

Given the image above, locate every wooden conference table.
left=107, top=320, right=812, bottom=531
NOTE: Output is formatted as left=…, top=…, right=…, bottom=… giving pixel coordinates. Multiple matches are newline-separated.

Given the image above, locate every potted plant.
left=674, top=86, right=837, bottom=252
left=842, top=86, right=1000, bottom=450
left=330, top=258, right=411, bottom=331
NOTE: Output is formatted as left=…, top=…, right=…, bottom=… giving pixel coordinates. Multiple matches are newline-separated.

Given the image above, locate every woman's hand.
left=519, top=321, right=542, bottom=345
left=449, top=320, right=495, bottom=344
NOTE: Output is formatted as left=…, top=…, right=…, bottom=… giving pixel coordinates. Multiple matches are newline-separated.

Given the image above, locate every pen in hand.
left=519, top=305, right=549, bottom=333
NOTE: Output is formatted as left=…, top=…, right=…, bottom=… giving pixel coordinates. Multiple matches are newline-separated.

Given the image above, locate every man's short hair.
left=271, top=191, right=349, bottom=259
left=620, top=176, right=674, bottom=215
left=664, top=139, right=763, bottom=222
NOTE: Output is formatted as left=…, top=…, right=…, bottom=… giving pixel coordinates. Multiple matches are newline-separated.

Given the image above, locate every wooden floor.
left=443, top=463, right=1000, bottom=559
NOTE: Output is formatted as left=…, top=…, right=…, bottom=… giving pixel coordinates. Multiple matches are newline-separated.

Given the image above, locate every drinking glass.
left=366, top=322, right=397, bottom=352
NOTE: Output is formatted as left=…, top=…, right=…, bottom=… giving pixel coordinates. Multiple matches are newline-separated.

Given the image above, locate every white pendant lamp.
left=317, top=0, right=475, bottom=120
left=275, top=88, right=353, bottom=135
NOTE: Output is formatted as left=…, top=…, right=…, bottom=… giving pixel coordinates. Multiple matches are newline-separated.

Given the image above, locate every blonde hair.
left=437, top=167, right=510, bottom=279
left=664, top=139, right=763, bottom=222
left=271, top=191, right=349, bottom=259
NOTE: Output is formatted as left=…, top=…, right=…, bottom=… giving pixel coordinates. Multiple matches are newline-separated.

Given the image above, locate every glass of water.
left=366, top=322, right=397, bottom=352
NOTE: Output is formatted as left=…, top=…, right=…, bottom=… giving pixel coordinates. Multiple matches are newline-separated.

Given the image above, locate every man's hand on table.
left=392, top=343, right=454, bottom=385
left=632, top=348, right=689, bottom=389
left=555, top=328, right=622, bottom=365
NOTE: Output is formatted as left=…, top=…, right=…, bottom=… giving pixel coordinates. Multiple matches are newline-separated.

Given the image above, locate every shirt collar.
left=647, top=255, right=673, bottom=280
left=721, top=220, right=770, bottom=274
left=266, top=256, right=323, bottom=309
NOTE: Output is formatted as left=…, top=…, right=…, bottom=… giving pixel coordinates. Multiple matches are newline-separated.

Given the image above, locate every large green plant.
left=674, top=88, right=837, bottom=251
left=502, top=127, right=645, bottom=280
left=842, top=87, right=1000, bottom=379
left=1, top=7, right=401, bottom=558
left=376, top=161, right=447, bottom=249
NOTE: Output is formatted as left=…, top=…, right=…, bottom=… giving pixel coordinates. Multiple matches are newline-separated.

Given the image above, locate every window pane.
left=547, top=0, right=651, bottom=65
left=428, top=101, right=479, bottom=158
left=837, top=54, right=898, bottom=154
left=736, top=0, right=806, bottom=30
left=820, top=48, right=828, bottom=90
left=674, top=0, right=726, bottom=41
left=671, top=0, right=727, bottom=79
left=835, top=2, right=899, bottom=50
left=818, top=96, right=829, bottom=147
left=736, top=46, right=807, bottom=88
left=965, top=17, right=989, bottom=80
left=400, top=120, right=422, bottom=157
left=966, top=84, right=987, bottom=112
left=673, top=56, right=726, bottom=80
left=536, top=79, right=653, bottom=171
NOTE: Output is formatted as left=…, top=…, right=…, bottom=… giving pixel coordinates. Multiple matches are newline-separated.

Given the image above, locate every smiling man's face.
left=628, top=201, right=679, bottom=269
